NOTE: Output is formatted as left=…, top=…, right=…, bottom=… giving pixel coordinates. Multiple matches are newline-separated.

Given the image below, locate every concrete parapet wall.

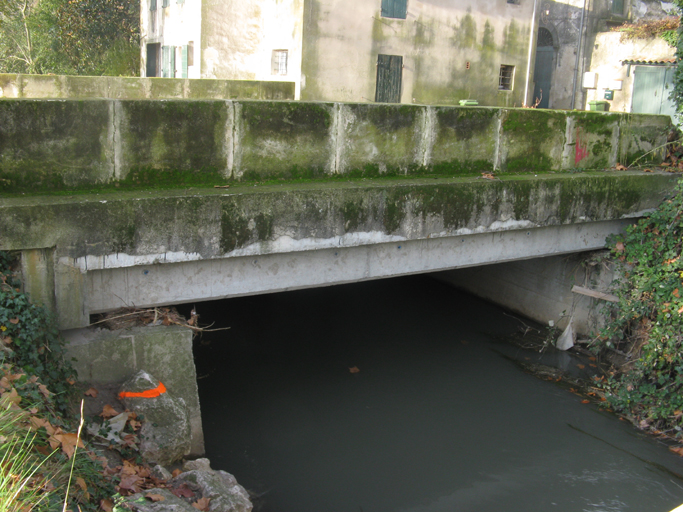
left=0, top=74, right=295, bottom=101
left=62, top=325, right=204, bottom=456
left=0, top=99, right=672, bottom=194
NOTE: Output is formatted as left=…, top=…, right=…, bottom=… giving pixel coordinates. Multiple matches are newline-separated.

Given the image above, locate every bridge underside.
left=1, top=172, right=675, bottom=329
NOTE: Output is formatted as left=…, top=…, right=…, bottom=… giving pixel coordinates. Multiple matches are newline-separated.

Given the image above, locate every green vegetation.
left=594, top=179, right=683, bottom=435
left=0, top=0, right=139, bottom=75
left=0, top=252, right=116, bottom=510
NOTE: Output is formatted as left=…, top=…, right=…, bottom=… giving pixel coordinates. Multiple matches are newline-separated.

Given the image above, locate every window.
left=381, top=0, right=407, bottom=19
left=611, top=0, right=624, bottom=15
left=507, top=0, right=520, bottom=4
left=162, top=0, right=169, bottom=8
left=499, top=65, right=515, bottom=90
left=272, top=50, right=288, bottom=76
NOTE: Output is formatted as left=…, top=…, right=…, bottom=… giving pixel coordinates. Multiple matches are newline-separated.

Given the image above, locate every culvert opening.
left=179, top=274, right=683, bottom=512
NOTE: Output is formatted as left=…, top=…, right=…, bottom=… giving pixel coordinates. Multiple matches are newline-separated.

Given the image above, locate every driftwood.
left=571, top=285, right=619, bottom=303
left=90, top=306, right=230, bottom=335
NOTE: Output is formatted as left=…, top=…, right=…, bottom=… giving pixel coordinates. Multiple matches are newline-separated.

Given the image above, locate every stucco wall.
left=199, top=0, right=304, bottom=98
left=584, top=32, right=675, bottom=113
left=301, top=0, right=535, bottom=106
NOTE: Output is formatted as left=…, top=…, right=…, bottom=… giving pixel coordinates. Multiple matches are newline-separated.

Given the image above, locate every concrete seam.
left=420, top=107, right=436, bottom=168
left=226, top=100, right=234, bottom=179
left=493, top=110, right=504, bottom=171
left=112, top=101, right=122, bottom=180
left=332, top=103, right=343, bottom=174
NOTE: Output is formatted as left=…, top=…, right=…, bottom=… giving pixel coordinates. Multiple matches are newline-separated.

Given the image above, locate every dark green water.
left=193, top=275, right=683, bottom=512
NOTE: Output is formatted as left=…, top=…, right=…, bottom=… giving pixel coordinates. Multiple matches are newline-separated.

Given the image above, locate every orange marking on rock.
left=118, top=382, right=166, bottom=399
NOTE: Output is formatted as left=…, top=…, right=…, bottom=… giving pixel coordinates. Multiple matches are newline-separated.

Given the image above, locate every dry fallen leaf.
left=480, top=172, right=496, bottom=180
left=615, top=241, right=625, bottom=253
left=100, top=404, right=120, bottom=419
left=615, top=163, right=627, bottom=171
left=101, top=499, right=114, bottom=512
left=145, top=493, right=166, bottom=502
left=171, top=484, right=195, bottom=499
left=581, top=400, right=590, bottom=404
left=38, top=383, right=51, bottom=398
left=85, top=387, right=99, bottom=398
left=54, top=432, right=85, bottom=459
left=171, top=469, right=182, bottom=478
left=213, top=185, right=230, bottom=189
left=8, top=318, right=19, bottom=324
left=577, top=364, right=585, bottom=369
left=643, top=168, right=653, bottom=173
left=349, top=366, right=360, bottom=374
left=674, top=289, right=680, bottom=298
left=75, top=476, right=90, bottom=499
left=193, top=497, right=211, bottom=511
left=118, top=474, right=142, bottom=494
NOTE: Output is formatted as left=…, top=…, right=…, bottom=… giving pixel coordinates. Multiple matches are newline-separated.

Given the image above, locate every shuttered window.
left=612, top=0, right=624, bottom=14
left=150, top=0, right=156, bottom=10
left=162, top=46, right=175, bottom=77
left=162, top=0, right=169, bottom=8
left=381, top=0, right=407, bottom=19
left=499, top=65, right=515, bottom=90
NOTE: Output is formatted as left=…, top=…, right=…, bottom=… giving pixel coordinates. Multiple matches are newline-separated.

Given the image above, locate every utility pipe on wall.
left=570, top=0, right=588, bottom=110
left=523, top=0, right=539, bottom=105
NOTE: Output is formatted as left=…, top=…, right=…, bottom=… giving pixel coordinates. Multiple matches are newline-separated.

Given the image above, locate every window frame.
left=499, top=64, right=515, bottom=91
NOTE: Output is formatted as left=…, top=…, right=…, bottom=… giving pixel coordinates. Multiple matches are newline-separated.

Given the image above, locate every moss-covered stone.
left=501, top=109, right=567, bottom=173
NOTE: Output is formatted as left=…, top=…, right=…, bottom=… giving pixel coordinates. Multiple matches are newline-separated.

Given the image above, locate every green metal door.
left=375, top=54, right=403, bottom=103
left=632, top=65, right=677, bottom=117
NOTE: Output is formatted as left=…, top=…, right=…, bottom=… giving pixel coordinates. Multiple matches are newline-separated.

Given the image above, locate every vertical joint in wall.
left=493, top=110, right=505, bottom=172
left=418, top=106, right=436, bottom=169
left=225, top=100, right=235, bottom=179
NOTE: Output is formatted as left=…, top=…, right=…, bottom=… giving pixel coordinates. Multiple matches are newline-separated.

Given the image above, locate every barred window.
left=272, top=50, right=288, bottom=76
left=499, top=65, right=515, bottom=90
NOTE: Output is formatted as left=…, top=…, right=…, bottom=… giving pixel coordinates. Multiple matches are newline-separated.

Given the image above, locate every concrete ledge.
left=0, top=99, right=672, bottom=193
left=0, top=74, right=295, bottom=101
left=63, top=325, right=204, bottom=457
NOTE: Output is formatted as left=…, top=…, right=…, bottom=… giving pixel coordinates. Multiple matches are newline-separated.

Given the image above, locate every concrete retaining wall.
left=63, top=325, right=204, bottom=456
left=0, top=99, right=671, bottom=194
left=434, top=251, right=615, bottom=336
left=0, top=74, right=295, bottom=101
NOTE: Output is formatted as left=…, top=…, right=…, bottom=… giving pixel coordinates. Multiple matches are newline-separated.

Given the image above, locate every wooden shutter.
left=162, top=0, right=169, bottom=8
left=181, top=45, right=188, bottom=78
left=150, top=0, right=157, bottom=10
left=612, top=0, right=623, bottom=14
left=381, top=0, right=407, bottom=19
left=375, top=54, right=403, bottom=103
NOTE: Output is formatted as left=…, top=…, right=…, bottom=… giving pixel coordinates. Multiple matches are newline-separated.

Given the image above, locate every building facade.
left=139, top=0, right=678, bottom=114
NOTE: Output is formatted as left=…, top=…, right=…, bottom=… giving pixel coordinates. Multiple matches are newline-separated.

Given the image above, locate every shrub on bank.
left=595, top=178, right=683, bottom=434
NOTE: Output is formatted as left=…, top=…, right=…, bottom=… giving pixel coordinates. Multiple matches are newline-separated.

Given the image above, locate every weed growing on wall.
left=594, top=179, right=683, bottom=434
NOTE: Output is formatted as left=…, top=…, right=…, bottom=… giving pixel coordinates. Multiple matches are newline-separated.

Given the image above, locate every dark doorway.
left=532, top=28, right=554, bottom=108
left=375, top=54, right=403, bottom=103
left=146, top=43, right=161, bottom=77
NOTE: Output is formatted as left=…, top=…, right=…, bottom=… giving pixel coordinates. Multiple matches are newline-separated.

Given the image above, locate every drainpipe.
left=523, top=0, right=539, bottom=105
left=570, top=0, right=588, bottom=110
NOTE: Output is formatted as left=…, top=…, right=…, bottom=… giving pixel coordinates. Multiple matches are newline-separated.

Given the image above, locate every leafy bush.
left=595, top=179, right=683, bottom=433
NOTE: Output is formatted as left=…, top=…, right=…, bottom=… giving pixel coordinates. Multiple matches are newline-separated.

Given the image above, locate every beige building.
left=140, top=0, right=539, bottom=106
left=139, top=0, right=678, bottom=115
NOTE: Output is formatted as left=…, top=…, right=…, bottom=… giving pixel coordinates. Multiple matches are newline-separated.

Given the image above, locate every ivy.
left=0, top=252, right=76, bottom=417
left=594, top=179, right=683, bottom=433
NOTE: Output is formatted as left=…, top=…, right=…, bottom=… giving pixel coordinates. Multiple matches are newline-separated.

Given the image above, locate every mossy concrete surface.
left=1, top=172, right=675, bottom=260
left=0, top=74, right=295, bottom=101
left=0, top=99, right=672, bottom=194
left=3, top=171, right=676, bottom=328
left=62, top=325, right=204, bottom=456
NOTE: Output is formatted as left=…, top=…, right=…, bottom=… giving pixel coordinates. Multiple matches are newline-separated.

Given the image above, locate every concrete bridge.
left=0, top=99, right=676, bottom=329
left=0, top=98, right=677, bottom=457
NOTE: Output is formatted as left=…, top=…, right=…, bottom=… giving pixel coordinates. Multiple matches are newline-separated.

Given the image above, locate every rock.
left=119, top=371, right=191, bottom=466
left=114, top=488, right=196, bottom=512
left=171, top=468, right=253, bottom=512
left=151, top=464, right=172, bottom=481
left=183, top=458, right=212, bottom=472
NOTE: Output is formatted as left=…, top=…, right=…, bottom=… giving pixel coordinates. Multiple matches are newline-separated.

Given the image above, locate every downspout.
left=570, top=0, right=588, bottom=110
left=523, top=0, right=539, bottom=105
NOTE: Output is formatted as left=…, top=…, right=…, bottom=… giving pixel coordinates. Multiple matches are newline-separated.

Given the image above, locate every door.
left=532, top=28, right=554, bottom=108
left=632, top=66, right=677, bottom=118
left=146, top=43, right=161, bottom=77
left=375, top=54, right=403, bottom=103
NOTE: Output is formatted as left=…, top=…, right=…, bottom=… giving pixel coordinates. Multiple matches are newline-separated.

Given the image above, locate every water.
left=192, top=275, right=683, bottom=512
